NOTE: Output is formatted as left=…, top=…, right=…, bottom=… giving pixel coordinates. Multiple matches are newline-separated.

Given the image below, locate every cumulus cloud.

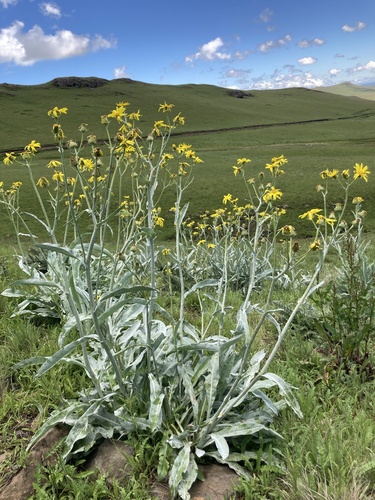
left=39, top=2, right=61, bottom=18
left=0, top=21, right=116, bottom=65
left=341, top=21, right=366, bottom=32
left=298, top=56, right=317, bottom=65
left=0, top=0, right=17, bottom=7
left=329, top=68, right=341, bottom=76
left=251, top=72, right=326, bottom=90
left=297, top=38, right=325, bottom=48
left=258, top=34, right=292, bottom=53
left=114, top=66, right=131, bottom=79
left=352, top=60, right=375, bottom=72
left=185, top=37, right=231, bottom=63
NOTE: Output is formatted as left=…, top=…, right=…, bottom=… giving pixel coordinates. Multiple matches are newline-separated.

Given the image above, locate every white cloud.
left=185, top=37, right=231, bottom=63
left=259, top=8, right=273, bottom=23
left=251, top=72, right=326, bottom=90
left=298, top=56, right=317, bottom=65
left=0, top=0, right=17, bottom=7
left=297, top=38, right=325, bottom=48
left=329, top=68, right=341, bottom=76
left=258, top=34, right=292, bottom=53
left=353, top=60, right=375, bottom=72
left=114, top=66, right=131, bottom=79
left=0, top=21, right=116, bottom=65
left=341, top=21, right=366, bottom=32
left=39, top=2, right=61, bottom=18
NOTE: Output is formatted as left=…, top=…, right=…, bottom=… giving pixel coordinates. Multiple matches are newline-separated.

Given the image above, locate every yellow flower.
left=320, top=168, right=339, bottom=179
left=341, top=169, right=350, bottom=179
left=222, top=193, right=232, bottom=204
left=207, top=243, right=216, bottom=249
left=353, top=163, right=370, bottom=182
left=79, top=158, right=95, bottom=171
left=263, top=186, right=283, bottom=202
left=36, top=177, right=50, bottom=188
left=3, top=152, right=16, bottom=165
left=173, top=112, right=185, bottom=125
left=128, top=110, right=142, bottom=120
left=47, top=107, right=68, bottom=118
left=47, top=160, right=62, bottom=169
left=310, top=240, right=321, bottom=251
left=266, top=155, right=287, bottom=175
left=299, top=208, right=322, bottom=221
left=232, top=165, right=242, bottom=176
left=281, top=225, right=296, bottom=236
left=197, top=239, right=206, bottom=246
left=52, top=170, right=64, bottom=183
left=158, top=102, right=175, bottom=112
left=352, top=196, right=364, bottom=204
left=108, top=106, right=126, bottom=122
left=237, top=157, right=251, bottom=165
left=25, top=140, right=41, bottom=154
left=316, top=215, right=336, bottom=226
left=162, top=248, right=171, bottom=256
left=154, top=217, right=165, bottom=227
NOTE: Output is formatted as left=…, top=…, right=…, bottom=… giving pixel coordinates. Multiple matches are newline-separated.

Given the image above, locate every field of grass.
left=1, top=77, right=375, bottom=241
left=0, top=79, right=374, bottom=499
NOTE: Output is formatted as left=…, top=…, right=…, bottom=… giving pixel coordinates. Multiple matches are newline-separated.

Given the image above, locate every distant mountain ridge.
left=317, top=82, right=375, bottom=101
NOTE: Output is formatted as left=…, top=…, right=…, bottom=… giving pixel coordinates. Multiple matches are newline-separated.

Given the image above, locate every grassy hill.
left=1, top=77, right=375, bottom=239
left=1, top=77, right=375, bottom=150
left=317, top=81, right=375, bottom=101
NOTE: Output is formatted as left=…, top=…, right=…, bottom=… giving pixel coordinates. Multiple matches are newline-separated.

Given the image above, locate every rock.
left=188, top=464, right=241, bottom=500
left=0, top=425, right=69, bottom=500
left=151, top=464, right=241, bottom=500
left=84, top=439, right=135, bottom=482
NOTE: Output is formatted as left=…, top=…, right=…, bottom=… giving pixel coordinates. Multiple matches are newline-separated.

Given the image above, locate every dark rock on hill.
left=51, top=77, right=109, bottom=88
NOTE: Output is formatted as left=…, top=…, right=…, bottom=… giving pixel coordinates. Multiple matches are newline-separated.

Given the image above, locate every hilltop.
left=317, top=81, right=375, bottom=101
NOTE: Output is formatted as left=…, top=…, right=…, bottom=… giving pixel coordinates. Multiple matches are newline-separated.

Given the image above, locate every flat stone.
left=188, top=464, right=241, bottom=500
left=84, top=439, right=135, bottom=482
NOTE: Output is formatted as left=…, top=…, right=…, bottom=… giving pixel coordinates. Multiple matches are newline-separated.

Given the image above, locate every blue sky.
left=0, top=0, right=374, bottom=89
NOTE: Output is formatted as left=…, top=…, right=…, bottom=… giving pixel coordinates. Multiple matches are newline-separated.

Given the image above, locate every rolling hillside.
left=317, top=81, right=375, bottom=101
left=1, top=77, right=375, bottom=150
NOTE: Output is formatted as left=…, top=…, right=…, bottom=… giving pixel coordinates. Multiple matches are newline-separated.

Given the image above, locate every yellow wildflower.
left=162, top=248, right=171, bottom=256
left=79, top=158, right=95, bottom=171
left=222, top=193, right=232, bottom=204
left=299, top=208, right=322, bottom=221
left=25, top=140, right=41, bottom=154
left=263, top=186, right=283, bottom=203
left=158, top=102, right=175, bottom=112
left=316, top=215, right=336, bottom=226
left=47, top=160, right=62, bottom=169
left=353, top=163, right=370, bottom=182
left=310, top=240, right=321, bottom=251
left=36, top=177, right=50, bottom=188
left=352, top=196, right=364, bottom=204
left=129, top=110, right=142, bottom=120
left=52, top=170, right=64, bottom=183
left=341, top=169, right=350, bottom=179
left=3, top=152, right=16, bottom=165
left=320, top=168, right=339, bottom=179
left=197, top=239, right=206, bottom=246
left=281, top=225, right=296, bottom=236
left=108, top=105, right=126, bottom=122
left=47, top=107, right=68, bottom=118
left=173, top=112, right=185, bottom=125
